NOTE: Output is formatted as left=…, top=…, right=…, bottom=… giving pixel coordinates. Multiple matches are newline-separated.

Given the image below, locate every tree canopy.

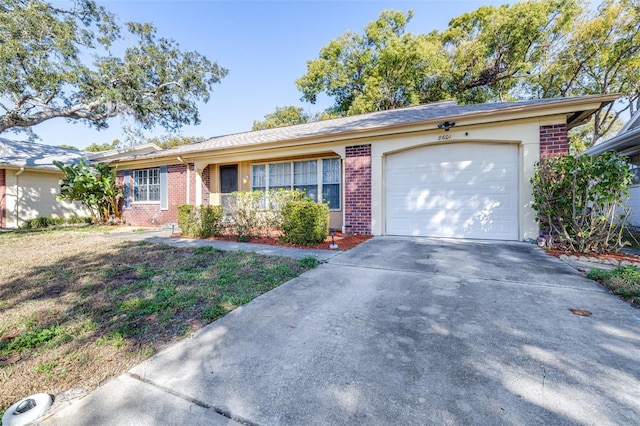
left=292, top=1, right=639, bottom=147
left=0, top=0, right=227, bottom=138
left=252, top=106, right=311, bottom=130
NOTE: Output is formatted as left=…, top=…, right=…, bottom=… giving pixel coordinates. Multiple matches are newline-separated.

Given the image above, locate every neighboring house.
left=583, top=110, right=640, bottom=226
left=109, top=94, right=617, bottom=241
left=0, top=138, right=89, bottom=228
left=0, top=139, right=161, bottom=228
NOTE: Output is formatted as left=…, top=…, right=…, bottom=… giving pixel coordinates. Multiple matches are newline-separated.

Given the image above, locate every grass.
left=587, top=265, right=640, bottom=307
left=0, top=227, right=317, bottom=415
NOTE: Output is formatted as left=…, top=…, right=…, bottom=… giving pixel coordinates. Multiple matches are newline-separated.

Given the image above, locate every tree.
left=145, top=135, right=205, bottom=149
left=54, top=159, right=122, bottom=223
left=58, top=144, right=79, bottom=150
left=84, top=139, right=121, bottom=152
left=296, top=10, right=448, bottom=116
left=440, top=0, right=578, bottom=103
left=252, top=106, right=311, bottom=130
left=529, top=0, right=640, bottom=147
left=0, top=0, right=227, bottom=138
left=295, top=4, right=576, bottom=116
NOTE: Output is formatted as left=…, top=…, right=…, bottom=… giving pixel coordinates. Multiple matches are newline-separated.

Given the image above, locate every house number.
left=437, top=134, right=452, bottom=141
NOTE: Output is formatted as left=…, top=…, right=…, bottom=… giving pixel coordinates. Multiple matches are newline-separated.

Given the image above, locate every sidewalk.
left=104, top=228, right=340, bottom=262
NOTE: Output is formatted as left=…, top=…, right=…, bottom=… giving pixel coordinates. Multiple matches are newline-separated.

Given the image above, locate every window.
left=294, top=160, right=317, bottom=201
left=252, top=158, right=340, bottom=209
left=269, top=162, right=291, bottom=190
left=322, top=158, right=340, bottom=209
left=134, top=168, right=160, bottom=202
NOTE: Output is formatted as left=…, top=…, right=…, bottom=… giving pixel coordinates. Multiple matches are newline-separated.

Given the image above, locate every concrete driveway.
left=46, top=237, right=640, bottom=425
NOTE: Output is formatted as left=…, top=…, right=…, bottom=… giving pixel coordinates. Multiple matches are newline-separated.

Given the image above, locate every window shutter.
left=160, top=165, right=168, bottom=210
left=123, top=170, right=131, bottom=210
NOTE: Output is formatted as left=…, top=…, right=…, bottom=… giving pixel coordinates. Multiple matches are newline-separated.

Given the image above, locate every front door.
left=220, top=165, right=238, bottom=208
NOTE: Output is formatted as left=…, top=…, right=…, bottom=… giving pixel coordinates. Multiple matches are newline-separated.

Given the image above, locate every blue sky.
left=32, top=0, right=506, bottom=149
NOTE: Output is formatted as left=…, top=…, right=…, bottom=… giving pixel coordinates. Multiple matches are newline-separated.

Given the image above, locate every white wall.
left=4, top=168, right=89, bottom=228
left=627, top=185, right=640, bottom=227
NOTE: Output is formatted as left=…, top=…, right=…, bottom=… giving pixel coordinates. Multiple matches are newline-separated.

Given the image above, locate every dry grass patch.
left=0, top=227, right=317, bottom=414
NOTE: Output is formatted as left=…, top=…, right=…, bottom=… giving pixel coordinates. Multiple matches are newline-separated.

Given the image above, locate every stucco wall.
left=3, top=168, right=88, bottom=228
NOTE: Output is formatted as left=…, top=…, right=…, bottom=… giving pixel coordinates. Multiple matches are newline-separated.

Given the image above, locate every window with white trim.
left=134, top=168, right=160, bottom=202
left=251, top=158, right=341, bottom=209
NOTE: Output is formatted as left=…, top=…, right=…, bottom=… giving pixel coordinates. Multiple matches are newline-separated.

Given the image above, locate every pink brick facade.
left=540, top=124, right=569, bottom=159
left=344, top=144, right=372, bottom=235
left=0, top=168, right=5, bottom=228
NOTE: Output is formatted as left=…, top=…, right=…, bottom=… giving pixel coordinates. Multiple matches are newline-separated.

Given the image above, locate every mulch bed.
left=179, top=231, right=373, bottom=251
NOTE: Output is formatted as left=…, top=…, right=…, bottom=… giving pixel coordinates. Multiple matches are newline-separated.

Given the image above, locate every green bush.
left=177, top=204, right=223, bottom=238
left=199, top=205, right=224, bottom=238
left=177, top=204, right=197, bottom=236
left=22, top=216, right=91, bottom=229
left=531, top=152, right=632, bottom=253
left=222, top=190, right=305, bottom=241
left=280, top=199, right=329, bottom=245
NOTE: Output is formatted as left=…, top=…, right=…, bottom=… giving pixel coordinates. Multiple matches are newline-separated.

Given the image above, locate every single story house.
left=109, top=94, right=617, bottom=241
left=582, top=109, right=640, bottom=226
left=0, top=140, right=160, bottom=228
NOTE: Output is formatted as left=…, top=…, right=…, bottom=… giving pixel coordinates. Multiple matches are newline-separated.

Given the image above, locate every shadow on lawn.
left=0, top=239, right=313, bottom=413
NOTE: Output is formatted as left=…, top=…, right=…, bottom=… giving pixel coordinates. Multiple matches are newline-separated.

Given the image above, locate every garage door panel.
left=385, top=143, right=519, bottom=240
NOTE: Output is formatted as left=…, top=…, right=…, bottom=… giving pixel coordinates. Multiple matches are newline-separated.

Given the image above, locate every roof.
left=582, top=109, right=640, bottom=156
left=0, top=138, right=87, bottom=171
left=85, top=143, right=162, bottom=162
left=111, top=94, right=617, bottom=164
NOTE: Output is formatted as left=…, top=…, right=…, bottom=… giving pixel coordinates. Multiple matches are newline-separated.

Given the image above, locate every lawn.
left=0, top=226, right=317, bottom=414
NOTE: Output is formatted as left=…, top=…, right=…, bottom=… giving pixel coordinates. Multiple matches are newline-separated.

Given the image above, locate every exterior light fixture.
left=242, top=175, right=250, bottom=185
left=329, top=229, right=338, bottom=250
left=437, top=121, right=456, bottom=131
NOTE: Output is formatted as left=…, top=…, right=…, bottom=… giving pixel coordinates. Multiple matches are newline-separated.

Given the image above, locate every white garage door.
left=385, top=143, right=519, bottom=240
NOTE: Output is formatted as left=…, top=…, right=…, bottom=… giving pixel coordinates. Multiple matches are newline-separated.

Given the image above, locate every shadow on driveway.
left=47, top=237, right=640, bottom=425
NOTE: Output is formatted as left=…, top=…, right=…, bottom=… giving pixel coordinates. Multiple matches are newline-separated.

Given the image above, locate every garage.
left=385, top=142, right=519, bottom=240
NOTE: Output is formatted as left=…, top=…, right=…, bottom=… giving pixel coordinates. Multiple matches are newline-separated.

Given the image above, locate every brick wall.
left=540, top=124, right=569, bottom=159
left=202, top=165, right=211, bottom=206
left=120, top=163, right=189, bottom=226
left=188, top=163, right=196, bottom=205
left=344, top=144, right=372, bottom=235
left=0, top=168, right=5, bottom=228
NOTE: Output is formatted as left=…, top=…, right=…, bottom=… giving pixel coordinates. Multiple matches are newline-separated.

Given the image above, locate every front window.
left=322, top=158, right=340, bottom=209
left=294, top=160, right=318, bottom=201
left=134, top=168, right=160, bottom=202
left=251, top=158, right=340, bottom=209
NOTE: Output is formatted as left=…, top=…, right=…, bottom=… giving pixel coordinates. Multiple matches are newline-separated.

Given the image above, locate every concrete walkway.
left=41, top=237, right=640, bottom=425
left=104, top=229, right=340, bottom=262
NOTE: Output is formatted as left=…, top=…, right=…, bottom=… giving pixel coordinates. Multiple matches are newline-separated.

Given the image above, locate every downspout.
left=14, top=167, right=25, bottom=228
left=177, top=157, right=189, bottom=204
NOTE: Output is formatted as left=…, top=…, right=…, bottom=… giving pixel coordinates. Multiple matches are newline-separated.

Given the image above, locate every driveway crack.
left=127, top=373, right=260, bottom=426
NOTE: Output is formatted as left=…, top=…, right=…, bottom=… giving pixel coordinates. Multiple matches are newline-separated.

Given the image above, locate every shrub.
left=177, top=204, right=197, bottom=237
left=177, top=204, right=223, bottom=238
left=23, top=217, right=51, bottom=229
left=199, top=205, right=224, bottom=238
left=222, top=190, right=304, bottom=240
left=280, top=199, right=329, bottom=245
left=531, top=153, right=632, bottom=253
left=223, top=191, right=264, bottom=241
left=22, top=216, right=91, bottom=229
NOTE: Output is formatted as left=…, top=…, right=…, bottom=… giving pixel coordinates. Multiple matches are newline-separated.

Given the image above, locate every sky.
left=26, top=0, right=508, bottom=149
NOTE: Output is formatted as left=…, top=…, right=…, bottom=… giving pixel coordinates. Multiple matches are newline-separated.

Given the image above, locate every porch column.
left=194, top=161, right=205, bottom=206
